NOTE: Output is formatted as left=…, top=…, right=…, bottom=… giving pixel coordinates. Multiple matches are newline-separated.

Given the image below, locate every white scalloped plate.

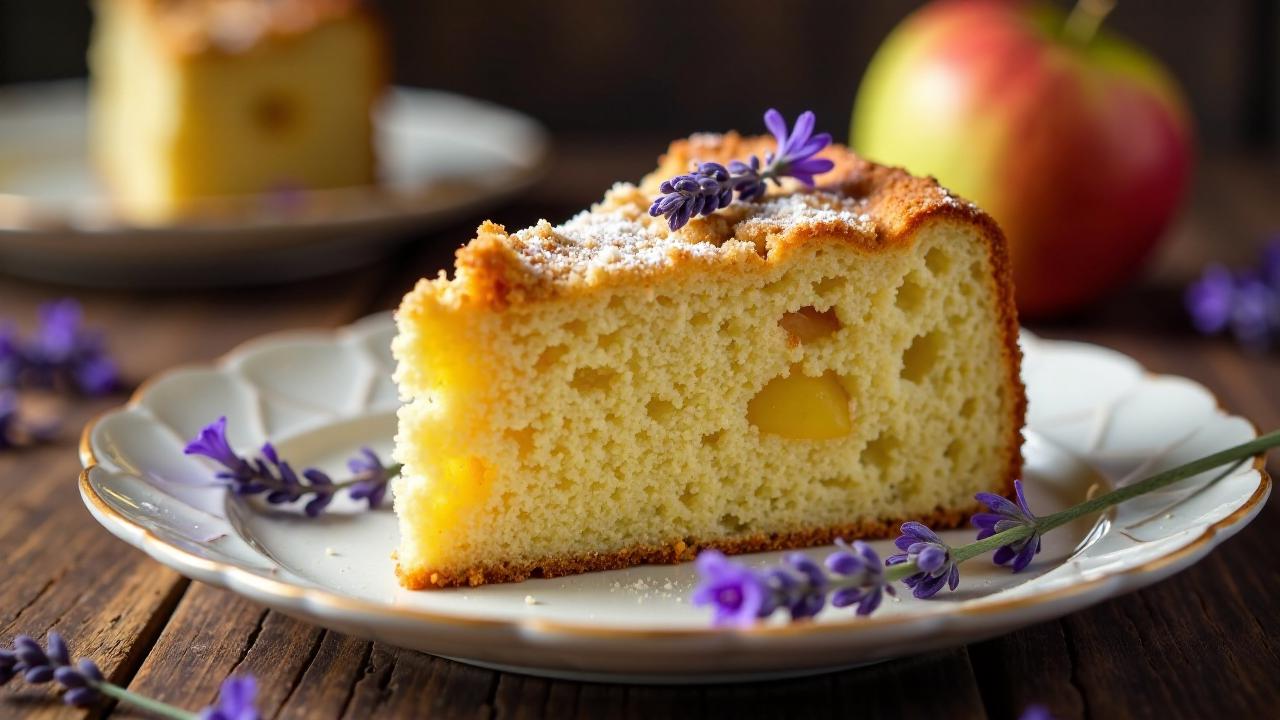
left=78, top=315, right=1270, bottom=683
left=0, top=81, right=549, bottom=287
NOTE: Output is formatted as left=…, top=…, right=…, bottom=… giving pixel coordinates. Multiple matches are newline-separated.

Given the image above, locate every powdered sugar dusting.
left=736, top=192, right=875, bottom=236
left=510, top=201, right=723, bottom=285
left=936, top=185, right=980, bottom=211
left=505, top=185, right=876, bottom=286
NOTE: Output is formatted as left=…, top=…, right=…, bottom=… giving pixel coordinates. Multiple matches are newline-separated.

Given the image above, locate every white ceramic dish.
left=78, top=315, right=1270, bottom=683
left=0, top=81, right=549, bottom=287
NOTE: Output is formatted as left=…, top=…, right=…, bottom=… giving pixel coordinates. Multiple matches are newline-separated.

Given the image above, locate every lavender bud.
left=15, top=635, right=47, bottom=666
left=78, top=659, right=103, bottom=682
left=54, top=666, right=88, bottom=688
left=64, top=686, right=100, bottom=707
left=46, top=632, right=70, bottom=666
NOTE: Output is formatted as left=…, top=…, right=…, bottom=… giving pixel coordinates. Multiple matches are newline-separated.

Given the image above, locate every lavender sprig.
left=692, top=429, right=1280, bottom=623
left=185, top=417, right=400, bottom=517
left=649, top=108, right=835, bottom=231
left=1, top=632, right=259, bottom=718
left=886, top=522, right=960, bottom=599
left=1186, top=238, right=1280, bottom=351
left=973, top=479, right=1042, bottom=572
left=1, top=299, right=119, bottom=396
left=692, top=541, right=894, bottom=626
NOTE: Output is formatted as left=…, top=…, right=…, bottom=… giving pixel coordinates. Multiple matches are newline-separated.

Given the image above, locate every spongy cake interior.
left=392, top=176, right=1021, bottom=588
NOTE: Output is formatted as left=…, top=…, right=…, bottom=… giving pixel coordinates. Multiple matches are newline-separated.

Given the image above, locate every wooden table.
left=2, top=148, right=1278, bottom=719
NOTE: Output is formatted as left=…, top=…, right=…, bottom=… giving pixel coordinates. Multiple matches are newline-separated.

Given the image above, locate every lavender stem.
left=91, top=680, right=198, bottom=720
left=937, top=429, right=1280, bottom=570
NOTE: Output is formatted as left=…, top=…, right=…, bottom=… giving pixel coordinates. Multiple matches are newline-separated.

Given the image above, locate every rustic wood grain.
left=3, top=151, right=1279, bottom=719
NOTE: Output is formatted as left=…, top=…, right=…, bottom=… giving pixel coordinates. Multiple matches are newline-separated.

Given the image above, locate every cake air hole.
left=678, top=487, right=698, bottom=509
left=813, top=275, right=848, bottom=297
left=969, top=261, right=986, bottom=283
left=945, top=439, right=965, bottom=461
left=564, top=319, right=589, bottom=336
left=570, top=366, right=618, bottom=392
left=746, top=369, right=852, bottom=439
left=762, top=277, right=789, bottom=294
left=719, top=513, right=750, bottom=533
left=504, top=427, right=535, bottom=458
left=894, top=273, right=927, bottom=313
left=701, top=430, right=724, bottom=447
left=901, top=331, right=944, bottom=383
left=535, top=344, right=568, bottom=371
left=655, top=296, right=675, bottom=308
left=646, top=398, right=677, bottom=423
left=690, top=311, right=712, bottom=327
left=779, top=306, right=841, bottom=345
left=860, top=433, right=900, bottom=470
left=960, top=398, right=978, bottom=418
left=925, top=247, right=953, bottom=275
left=597, top=329, right=623, bottom=350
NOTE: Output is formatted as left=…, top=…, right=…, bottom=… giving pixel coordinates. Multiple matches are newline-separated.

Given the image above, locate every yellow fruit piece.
left=427, top=457, right=493, bottom=528
left=747, top=369, right=852, bottom=439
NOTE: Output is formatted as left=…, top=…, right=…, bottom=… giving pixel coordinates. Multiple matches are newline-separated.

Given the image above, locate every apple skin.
left=852, top=0, right=1193, bottom=317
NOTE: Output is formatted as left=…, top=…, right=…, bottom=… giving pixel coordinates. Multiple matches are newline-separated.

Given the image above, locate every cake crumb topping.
left=443, top=133, right=990, bottom=307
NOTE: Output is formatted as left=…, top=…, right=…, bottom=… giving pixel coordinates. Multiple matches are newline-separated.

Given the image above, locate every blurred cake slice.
left=88, top=0, right=386, bottom=223
left=392, top=134, right=1025, bottom=588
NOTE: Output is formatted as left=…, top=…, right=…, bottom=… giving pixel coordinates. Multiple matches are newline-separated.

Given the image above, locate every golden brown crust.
left=397, top=503, right=986, bottom=589
left=430, top=133, right=1010, bottom=313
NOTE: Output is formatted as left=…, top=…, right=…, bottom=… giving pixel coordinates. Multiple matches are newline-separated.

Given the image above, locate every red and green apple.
left=852, top=0, right=1193, bottom=317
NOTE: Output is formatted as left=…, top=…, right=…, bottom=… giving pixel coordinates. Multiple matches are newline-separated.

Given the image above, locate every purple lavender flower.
left=1185, top=264, right=1235, bottom=335
left=5, top=630, right=263, bottom=716
left=185, top=417, right=394, bottom=517
left=198, top=675, right=261, bottom=720
left=23, top=299, right=119, bottom=396
left=187, top=417, right=251, bottom=474
left=649, top=108, right=835, bottom=231
left=781, top=553, right=827, bottom=620
left=1186, top=240, right=1280, bottom=351
left=973, top=479, right=1042, bottom=572
left=346, top=447, right=391, bottom=508
left=1230, top=274, right=1277, bottom=350
left=824, top=539, right=895, bottom=615
left=693, top=540, right=900, bottom=624
left=761, top=109, right=835, bottom=186
left=690, top=550, right=770, bottom=626
left=1, top=633, right=103, bottom=707
left=886, top=522, right=959, bottom=599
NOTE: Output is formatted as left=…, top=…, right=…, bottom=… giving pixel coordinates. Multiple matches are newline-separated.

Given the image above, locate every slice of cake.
left=88, top=0, right=387, bottom=223
left=392, top=132, right=1025, bottom=589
